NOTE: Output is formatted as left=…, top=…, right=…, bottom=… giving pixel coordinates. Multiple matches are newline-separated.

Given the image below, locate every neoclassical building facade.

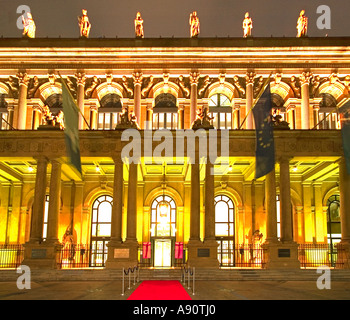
left=0, top=37, right=349, bottom=270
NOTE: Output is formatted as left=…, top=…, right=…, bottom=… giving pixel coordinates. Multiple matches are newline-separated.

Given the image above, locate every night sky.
left=0, top=0, right=348, bottom=38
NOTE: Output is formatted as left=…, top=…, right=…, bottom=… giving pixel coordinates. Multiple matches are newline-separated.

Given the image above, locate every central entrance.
left=150, top=195, right=177, bottom=267
left=154, top=239, right=172, bottom=267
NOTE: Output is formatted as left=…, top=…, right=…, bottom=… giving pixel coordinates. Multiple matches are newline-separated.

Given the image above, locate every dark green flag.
left=339, top=101, right=350, bottom=174
left=61, top=77, right=82, bottom=176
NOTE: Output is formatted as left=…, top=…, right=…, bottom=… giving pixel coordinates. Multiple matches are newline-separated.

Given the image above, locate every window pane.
left=220, top=95, right=231, bottom=106
left=215, top=201, right=228, bottom=222
left=97, top=224, right=111, bottom=237
left=209, top=95, right=218, bottom=106
left=215, top=224, right=229, bottom=236
left=98, top=201, right=112, bottom=223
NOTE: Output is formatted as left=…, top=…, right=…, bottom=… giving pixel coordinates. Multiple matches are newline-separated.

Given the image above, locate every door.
left=154, top=239, right=172, bottom=267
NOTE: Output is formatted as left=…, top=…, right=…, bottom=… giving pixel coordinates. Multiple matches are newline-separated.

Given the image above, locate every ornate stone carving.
left=17, top=72, right=30, bottom=87
left=115, top=105, right=138, bottom=129
left=78, top=9, right=91, bottom=38
left=189, top=72, right=200, bottom=85
left=122, top=76, right=134, bottom=97
left=134, top=12, right=144, bottom=38
left=198, top=75, right=211, bottom=97
left=178, top=75, right=190, bottom=97
left=290, top=76, right=301, bottom=98
left=75, top=72, right=86, bottom=86
left=233, top=76, right=245, bottom=96
left=245, top=72, right=256, bottom=85
left=141, top=76, right=154, bottom=97
left=296, top=10, right=308, bottom=38
left=22, top=13, right=36, bottom=38
left=243, top=12, right=253, bottom=38
left=85, top=76, right=101, bottom=98
left=132, top=72, right=143, bottom=85
left=189, top=11, right=200, bottom=38
left=299, top=71, right=313, bottom=86
left=192, top=106, right=214, bottom=129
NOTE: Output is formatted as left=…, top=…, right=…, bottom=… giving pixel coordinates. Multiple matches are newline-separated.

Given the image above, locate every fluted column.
left=46, top=159, right=62, bottom=244
left=76, top=72, right=86, bottom=130
left=279, top=157, right=293, bottom=243
left=30, top=157, right=48, bottom=242
left=133, top=72, right=143, bottom=128
left=300, top=72, right=312, bottom=129
left=190, top=72, right=200, bottom=126
left=17, top=72, right=29, bottom=130
left=265, top=168, right=278, bottom=242
left=245, top=72, right=255, bottom=130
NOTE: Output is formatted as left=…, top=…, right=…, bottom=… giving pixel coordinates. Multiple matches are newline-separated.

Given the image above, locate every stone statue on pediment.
left=242, top=12, right=252, bottom=38
left=192, top=106, right=214, bottom=129
left=22, top=12, right=36, bottom=38
left=135, top=12, right=144, bottom=38
left=189, top=11, right=200, bottom=38
left=116, top=105, right=139, bottom=129
left=297, top=10, right=308, bottom=37
left=271, top=109, right=290, bottom=130
left=78, top=9, right=91, bottom=38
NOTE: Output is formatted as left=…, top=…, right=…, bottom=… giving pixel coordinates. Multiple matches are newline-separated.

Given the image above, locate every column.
left=90, top=106, right=98, bottom=130
left=190, top=162, right=200, bottom=241
left=76, top=72, right=86, bottom=130
left=204, top=162, right=215, bottom=240
left=111, top=157, right=123, bottom=242
left=46, top=159, right=62, bottom=244
left=337, top=158, right=350, bottom=268
left=190, top=72, right=200, bottom=126
left=265, top=168, right=278, bottom=242
left=127, top=163, right=138, bottom=241
left=17, top=72, right=29, bottom=130
left=30, top=157, right=48, bottom=242
left=339, top=158, right=350, bottom=243
left=245, top=72, right=255, bottom=130
left=133, top=72, right=143, bottom=127
left=300, top=72, right=312, bottom=130
left=279, top=157, right=293, bottom=243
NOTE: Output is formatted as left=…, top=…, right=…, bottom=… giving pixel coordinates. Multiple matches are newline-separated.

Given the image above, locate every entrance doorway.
left=154, top=239, right=172, bottom=267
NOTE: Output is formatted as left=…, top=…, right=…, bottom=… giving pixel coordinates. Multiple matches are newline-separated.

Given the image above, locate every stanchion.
left=121, top=267, right=125, bottom=296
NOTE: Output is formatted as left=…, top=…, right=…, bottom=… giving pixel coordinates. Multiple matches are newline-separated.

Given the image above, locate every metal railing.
left=0, top=244, right=24, bottom=268
left=56, top=244, right=90, bottom=268
left=298, top=243, right=343, bottom=268
left=181, top=265, right=195, bottom=295
left=121, top=266, right=140, bottom=296
left=218, top=243, right=266, bottom=268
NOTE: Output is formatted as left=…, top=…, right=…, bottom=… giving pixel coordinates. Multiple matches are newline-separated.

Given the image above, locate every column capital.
left=278, top=155, right=293, bottom=164
left=132, top=71, right=143, bottom=85
left=245, top=71, right=256, bottom=85
left=75, top=72, right=86, bottom=86
left=299, top=71, right=313, bottom=86
left=17, top=72, right=30, bottom=87
left=189, top=71, right=200, bottom=85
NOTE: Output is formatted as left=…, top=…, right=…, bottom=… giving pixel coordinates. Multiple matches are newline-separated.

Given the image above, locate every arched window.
left=209, top=93, right=232, bottom=129
left=317, top=93, right=340, bottom=129
left=90, top=195, right=113, bottom=267
left=150, top=195, right=176, bottom=237
left=215, top=195, right=235, bottom=266
left=327, top=195, right=341, bottom=266
left=153, top=93, right=178, bottom=130
left=98, top=93, right=122, bottom=130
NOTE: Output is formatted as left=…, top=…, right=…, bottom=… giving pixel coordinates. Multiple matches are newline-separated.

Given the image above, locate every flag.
left=252, top=83, right=275, bottom=179
left=60, top=77, right=82, bottom=176
left=339, top=100, right=350, bottom=174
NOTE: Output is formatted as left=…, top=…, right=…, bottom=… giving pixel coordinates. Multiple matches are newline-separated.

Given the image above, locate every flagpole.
left=311, top=98, right=349, bottom=130
left=239, top=72, right=273, bottom=129
left=58, top=72, right=91, bottom=130
left=1, top=117, right=16, bottom=130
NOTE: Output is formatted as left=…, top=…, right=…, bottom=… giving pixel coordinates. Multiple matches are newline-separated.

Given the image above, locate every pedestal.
left=22, top=241, right=60, bottom=269
left=187, top=239, right=219, bottom=268
left=105, top=239, right=139, bottom=269
left=262, top=241, right=300, bottom=269
left=336, top=241, right=350, bottom=269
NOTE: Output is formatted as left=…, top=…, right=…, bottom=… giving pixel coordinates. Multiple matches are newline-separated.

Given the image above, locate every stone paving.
left=0, top=279, right=349, bottom=300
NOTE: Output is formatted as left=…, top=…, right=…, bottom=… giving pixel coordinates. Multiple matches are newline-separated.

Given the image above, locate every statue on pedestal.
left=39, top=106, right=64, bottom=130
left=116, top=106, right=139, bottom=129
left=296, top=10, right=308, bottom=37
left=78, top=9, right=91, bottom=38
left=22, top=12, right=36, bottom=38
left=242, top=12, right=252, bottom=38
left=189, top=11, right=200, bottom=38
left=135, top=12, right=144, bottom=38
left=192, top=106, right=214, bottom=129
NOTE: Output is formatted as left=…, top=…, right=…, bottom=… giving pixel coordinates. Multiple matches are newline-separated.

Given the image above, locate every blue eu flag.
left=339, top=100, right=350, bottom=174
left=61, top=77, right=82, bottom=176
left=252, top=83, right=275, bottom=179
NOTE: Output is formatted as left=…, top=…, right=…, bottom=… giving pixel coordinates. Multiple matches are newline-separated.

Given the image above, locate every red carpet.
left=127, top=280, right=192, bottom=300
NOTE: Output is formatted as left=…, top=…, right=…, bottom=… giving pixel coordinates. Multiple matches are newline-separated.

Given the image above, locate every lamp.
left=159, top=162, right=169, bottom=217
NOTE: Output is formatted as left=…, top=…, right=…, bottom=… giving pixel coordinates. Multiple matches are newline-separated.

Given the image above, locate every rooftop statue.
left=189, top=11, right=200, bottom=38
left=22, top=12, right=36, bottom=38
left=242, top=12, right=252, bottom=38
left=296, top=10, right=308, bottom=37
left=135, top=12, right=144, bottom=38
left=78, top=9, right=91, bottom=38
left=192, top=106, right=214, bottom=129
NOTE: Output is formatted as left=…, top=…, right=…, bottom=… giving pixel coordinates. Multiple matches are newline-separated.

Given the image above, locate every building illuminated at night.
left=0, top=34, right=350, bottom=275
